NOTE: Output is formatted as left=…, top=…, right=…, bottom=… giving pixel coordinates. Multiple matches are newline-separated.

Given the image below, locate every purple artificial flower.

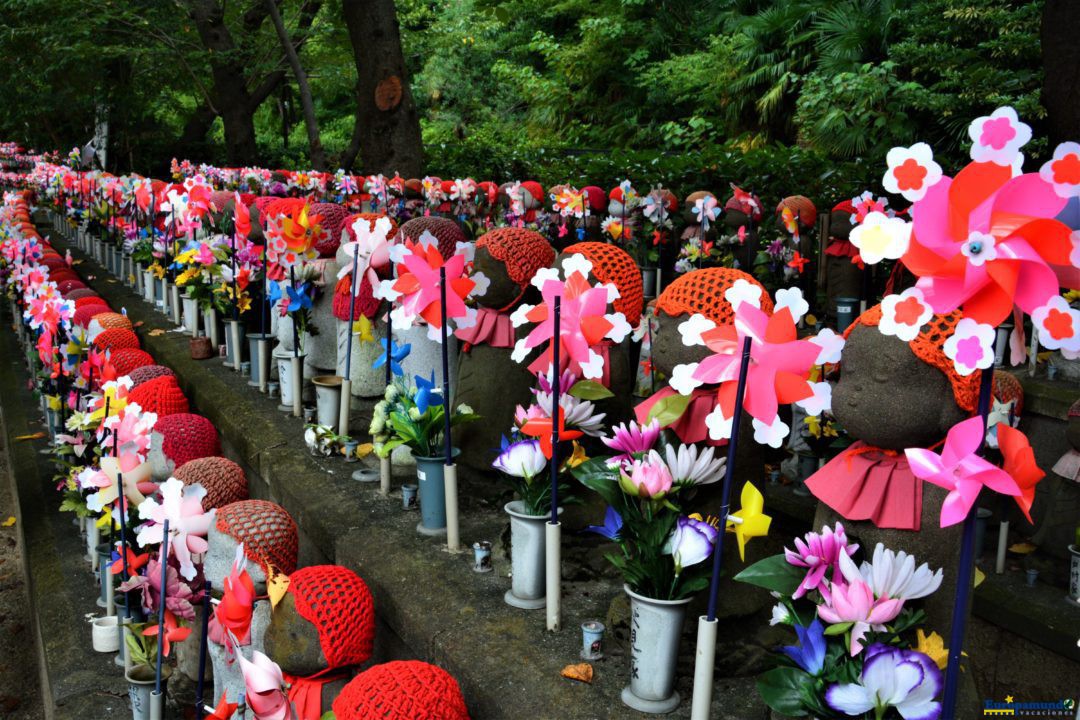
left=826, top=644, right=942, bottom=720
left=784, top=522, right=859, bottom=599
left=664, top=515, right=719, bottom=575
left=766, top=238, right=786, bottom=257
left=781, top=618, right=826, bottom=675
left=584, top=505, right=623, bottom=541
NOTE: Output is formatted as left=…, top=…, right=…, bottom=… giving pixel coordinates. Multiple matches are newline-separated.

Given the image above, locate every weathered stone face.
left=473, top=246, right=521, bottom=310
left=263, top=592, right=328, bottom=676
left=833, top=324, right=968, bottom=450
left=829, top=210, right=853, bottom=240
left=205, top=525, right=268, bottom=591
left=650, top=311, right=711, bottom=378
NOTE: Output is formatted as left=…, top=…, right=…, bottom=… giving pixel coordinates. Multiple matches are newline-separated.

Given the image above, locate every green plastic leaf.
left=568, top=379, right=615, bottom=401
left=756, top=666, right=810, bottom=717
left=645, top=392, right=692, bottom=428
left=732, top=554, right=804, bottom=595
left=823, top=621, right=852, bottom=636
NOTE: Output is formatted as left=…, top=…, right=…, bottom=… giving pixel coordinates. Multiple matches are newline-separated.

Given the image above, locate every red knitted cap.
left=175, top=456, right=248, bottom=511
left=832, top=199, right=857, bottom=215
left=153, top=412, right=219, bottom=469
left=128, top=364, right=176, bottom=389
left=56, top=279, right=86, bottom=295
left=776, top=195, right=818, bottom=227
left=94, top=328, right=141, bottom=353
left=476, top=228, right=555, bottom=290
left=993, top=369, right=1023, bottom=418
left=287, top=566, right=375, bottom=670
left=91, top=312, right=134, bottom=332
left=74, top=304, right=110, bottom=328
left=108, top=348, right=155, bottom=377
left=68, top=290, right=103, bottom=303
left=398, top=217, right=465, bottom=260
left=128, top=375, right=189, bottom=417
left=309, top=202, right=350, bottom=258
left=332, top=661, right=470, bottom=720
left=562, top=241, right=644, bottom=320
left=332, top=272, right=379, bottom=322
left=215, top=500, right=298, bottom=576
left=655, top=268, right=773, bottom=325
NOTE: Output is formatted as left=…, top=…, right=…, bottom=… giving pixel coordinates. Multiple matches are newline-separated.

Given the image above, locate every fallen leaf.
left=356, top=443, right=374, bottom=459
left=804, top=313, right=818, bottom=327
left=14, top=432, right=46, bottom=441
left=1008, top=542, right=1037, bottom=555
left=974, top=567, right=984, bottom=588
left=266, top=568, right=290, bottom=610
left=560, top=663, right=593, bottom=684
left=148, top=329, right=165, bottom=337
left=1, top=517, right=14, bottom=527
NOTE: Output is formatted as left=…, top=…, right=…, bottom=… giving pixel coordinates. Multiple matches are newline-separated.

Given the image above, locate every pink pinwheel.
left=377, top=235, right=477, bottom=341
left=693, top=194, right=720, bottom=233
left=337, top=215, right=393, bottom=291
left=901, top=107, right=1074, bottom=328
left=905, top=416, right=1021, bottom=527
left=136, top=477, right=216, bottom=581
left=510, top=255, right=632, bottom=382
left=237, top=651, right=289, bottom=720
left=671, top=297, right=820, bottom=445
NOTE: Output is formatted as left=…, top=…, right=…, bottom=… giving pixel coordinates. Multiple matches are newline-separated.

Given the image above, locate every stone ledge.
left=0, top=315, right=129, bottom=720
left=58, top=237, right=769, bottom=718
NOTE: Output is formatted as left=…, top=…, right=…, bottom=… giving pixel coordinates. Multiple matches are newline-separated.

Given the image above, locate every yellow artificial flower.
left=913, top=629, right=966, bottom=670
left=173, top=248, right=197, bottom=265
left=175, top=267, right=201, bottom=286
left=565, top=440, right=589, bottom=469
left=150, top=263, right=166, bottom=279
left=727, top=482, right=771, bottom=561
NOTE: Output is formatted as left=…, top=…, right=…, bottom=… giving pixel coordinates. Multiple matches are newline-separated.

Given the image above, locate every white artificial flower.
left=670, top=363, right=703, bottom=396
left=705, top=405, right=733, bottom=442
left=724, top=278, right=762, bottom=311
left=605, top=312, right=632, bottom=343
left=943, top=318, right=996, bottom=376
left=510, top=303, right=535, bottom=328
left=774, top=287, right=809, bottom=324
left=882, top=142, right=943, bottom=202
left=752, top=416, right=790, bottom=448
left=678, top=314, right=716, bottom=347
left=769, top=602, right=791, bottom=626
left=850, top=212, right=911, bottom=265
left=878, top=288, right=932, bottom=342
left=839, top=544, right=943, bottom=601
left=530, top=266, right=561, bottom=290
left=664, top=443, right=726, bottom=485
left=969, top=106, right=1032, bottom=167
left=1031, top=295, right=1080, bottom=352
left=562, top=252, right=594, bottom=280
left=794, top=381, right=832, bottom=417
left=810, top=328, right=846, bottom=365
left=960, top=231, right=997, bottom=267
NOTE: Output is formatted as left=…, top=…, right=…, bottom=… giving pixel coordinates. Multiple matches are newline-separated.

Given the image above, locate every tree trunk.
left=187, top=0, right=261, bottom=166
left=1042, top=0, right=1080, bottom=147
left=341, top=0, right=423, bottom=176
left=264, top=0, right=326, bottom=169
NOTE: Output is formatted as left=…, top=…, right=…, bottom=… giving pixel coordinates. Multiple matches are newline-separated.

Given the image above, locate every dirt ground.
left=0, top=414, right=44, bottom=720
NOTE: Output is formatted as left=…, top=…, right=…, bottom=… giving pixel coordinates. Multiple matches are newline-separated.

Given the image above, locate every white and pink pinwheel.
left=337, top=215, right=394, bottom=292
left=905, top=416, right=1021, bottom=527
left=510, top=254, right=632, bottom=381
left=237, top=651, right=289, bottom=720
left=136, top=477, right=216, bottom=581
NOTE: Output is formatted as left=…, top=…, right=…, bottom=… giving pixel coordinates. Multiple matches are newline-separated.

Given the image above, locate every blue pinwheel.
left=413, top=372, right=443, bottom=415
left=583, top=505, right=623, bottom=541
left=266, top=280, right=283, bottom=306
left=373, top=338, right=411, bottom=376
left=286, top=282, right=313, bottom=313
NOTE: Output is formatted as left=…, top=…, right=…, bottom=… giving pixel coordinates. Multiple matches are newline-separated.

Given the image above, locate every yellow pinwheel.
left=88, top=381, right=128, bottom=425
left=352, top=314, right=375, bottom=342
left=727, top=482, right=771, bottom=561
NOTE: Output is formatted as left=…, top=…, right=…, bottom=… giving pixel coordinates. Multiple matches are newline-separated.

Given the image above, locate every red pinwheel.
left=520, top=406, right=583, bottom=459
left=378, top=236, right=477, bottom=341
left=997, top=424, right=1044, bottom=524
left=111, top=546, right=150, bottom=576
left=207, top=693, right=238, bottom=720
left=142, top=609, right=192, bottom=658
left=787, top=251, right=810, bottom=274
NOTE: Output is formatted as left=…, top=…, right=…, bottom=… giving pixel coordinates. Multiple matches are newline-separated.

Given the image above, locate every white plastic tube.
left=690, top=616, right=718, bottom=720
left=338, top=379, right=351, bottom=437
left=996, top=520, right=1009, bottom=574
left=546, top=521, right=561, bottom=631
left=290, top=356, right=302, bottom=418
left=379, top=456, right=391, bottom=496
left=444, top=464, right=460, bottom=553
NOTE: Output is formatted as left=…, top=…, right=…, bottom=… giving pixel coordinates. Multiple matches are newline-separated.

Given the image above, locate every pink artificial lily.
left=136, top=478, right=216, bottom=581
left=817, top=579, right=904, bottom=656
left=905, top=416, right=1021, bottom=527
left=237, top=651, right=289, bottom=720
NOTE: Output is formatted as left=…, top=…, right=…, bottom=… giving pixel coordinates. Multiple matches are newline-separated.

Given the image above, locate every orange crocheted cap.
left=108, top=348, right=154, bottom=377
left=847, top=305, right=979, bottom=413
left=215, top=500, right=298, bottom=577
left=287, top=565, right=375, bottom=670
left=332, top=661, right=470, bottom=720
left=477, top=228, right=555, bottom=289
left=776, top=195, right=818, bottom=227
left=74, top=303, right=110, bottom=328
left=128, top=375, right=190, bottom=417
left=175, top=456, right=248, bottom=511
left=654, top=268, right=773, bottom=325
left=153, top=412, right=219, bottom=469
left=562, top=241, right=644, bottom=320
left=94, top=328, right=141, bottom=353
left=398, top=216, right=465, bottom=260
left=92, top=312, right=133, bottom=332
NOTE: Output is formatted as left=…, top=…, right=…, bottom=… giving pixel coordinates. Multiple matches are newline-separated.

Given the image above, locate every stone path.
left=0, top=380, right=44, bottom=720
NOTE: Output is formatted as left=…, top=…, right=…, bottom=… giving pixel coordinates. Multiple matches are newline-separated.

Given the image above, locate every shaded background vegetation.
left=0, top=0, right=1054, bottom=200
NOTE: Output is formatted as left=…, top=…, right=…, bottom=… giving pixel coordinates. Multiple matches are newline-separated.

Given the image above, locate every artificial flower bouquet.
left=735, top=522, right=946, bottom=719
left=369, top=343, right=480, bottom=459
left=572, top=418, right=741, bottom=601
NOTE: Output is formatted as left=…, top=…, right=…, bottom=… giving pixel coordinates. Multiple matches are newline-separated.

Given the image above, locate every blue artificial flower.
left=413, top=372, right=443, bottom=415
left=781, top=618, right=826, bottom=676
left=373, top=338, right=411, bottom=376
left=286, top=282, right=312, bottom=313
left=583, top=505, right=623, bottom=541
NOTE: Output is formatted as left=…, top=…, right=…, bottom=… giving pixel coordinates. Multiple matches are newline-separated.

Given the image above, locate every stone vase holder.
left=312, top=375, right=342, bottom=430
left=504, top=501, right=563, bottom=610
left=622, top=585, right=690, bottom=714
left=126, top=664, right=170, bottom=720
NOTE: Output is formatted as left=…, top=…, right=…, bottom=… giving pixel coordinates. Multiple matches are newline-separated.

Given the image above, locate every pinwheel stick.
left=690, top=335, right=752, bottom=720
left=941, top=354, right=995, bottom=718
left=341, top=247, right=360, bottom=436
left=195, top=580, right=212, bottom=720
left=546, top=296, right=562, bottom=632
left=439, top=267, right=460, bottom=553
left=155, top=519, right=171, bottom=698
